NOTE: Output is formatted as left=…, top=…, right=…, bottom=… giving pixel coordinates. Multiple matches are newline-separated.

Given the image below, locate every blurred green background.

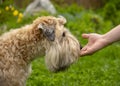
left=0, top=0, right=120, bottom=86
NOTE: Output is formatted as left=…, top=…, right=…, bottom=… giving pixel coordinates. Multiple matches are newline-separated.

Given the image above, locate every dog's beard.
left=45, top=35, right=80, bottom=72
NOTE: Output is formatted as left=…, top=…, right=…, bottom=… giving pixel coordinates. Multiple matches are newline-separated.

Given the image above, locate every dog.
left=0, top=16, right=81, bottom=86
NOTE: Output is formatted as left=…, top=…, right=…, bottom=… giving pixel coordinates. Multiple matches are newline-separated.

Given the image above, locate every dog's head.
left=33, top=16, right=81, bottom=72
left=33, top=16, right=66, bottom=41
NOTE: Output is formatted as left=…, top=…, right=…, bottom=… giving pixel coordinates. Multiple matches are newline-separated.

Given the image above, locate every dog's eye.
left=62, top=32, right=66, bottom=37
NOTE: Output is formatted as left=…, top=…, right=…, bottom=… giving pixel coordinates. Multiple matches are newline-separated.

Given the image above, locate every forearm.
left=103, top=25, right=120, bottom=45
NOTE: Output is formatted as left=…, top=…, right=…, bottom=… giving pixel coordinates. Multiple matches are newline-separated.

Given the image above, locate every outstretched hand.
left=80, top=33, right=108, bottom=56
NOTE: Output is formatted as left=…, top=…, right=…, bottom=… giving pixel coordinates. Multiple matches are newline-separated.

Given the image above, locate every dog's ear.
left=38, top=23, right=43, bottom=30
left=38, top=24, right=55, bottom=41
left=57, top=15, right=67, bottom=25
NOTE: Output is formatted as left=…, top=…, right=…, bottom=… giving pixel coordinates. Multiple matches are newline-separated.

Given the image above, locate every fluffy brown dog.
left=0, top=16, right=81, bottom=86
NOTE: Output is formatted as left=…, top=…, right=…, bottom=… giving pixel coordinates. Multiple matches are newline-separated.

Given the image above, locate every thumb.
left=82, top=34, right=90, bottom=39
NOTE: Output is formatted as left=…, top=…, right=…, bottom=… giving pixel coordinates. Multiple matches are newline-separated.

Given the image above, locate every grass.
left=26, top=44, right=120, bottom=86
left=1, top=2, right=120, bottom=86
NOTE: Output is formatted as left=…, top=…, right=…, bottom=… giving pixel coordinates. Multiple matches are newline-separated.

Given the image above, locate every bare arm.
left=80, top=25, right=120, bottom=56
left=103, top=25, right=120, bottom=44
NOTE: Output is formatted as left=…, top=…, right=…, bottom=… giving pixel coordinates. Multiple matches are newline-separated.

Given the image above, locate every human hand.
left=80, top=33, right=108, bottom=56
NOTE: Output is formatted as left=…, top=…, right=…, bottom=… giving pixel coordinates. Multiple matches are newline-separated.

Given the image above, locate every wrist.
left=102, top=34, right=112, bottom=46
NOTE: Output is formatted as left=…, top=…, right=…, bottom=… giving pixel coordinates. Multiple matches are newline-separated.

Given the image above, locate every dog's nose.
left=80, top=45, right=82, bottom=49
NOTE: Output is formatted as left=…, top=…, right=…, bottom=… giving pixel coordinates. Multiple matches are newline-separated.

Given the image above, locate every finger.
left=81, top=46, right=87, bottom=51
left=80, top=47, right=94, bottom=56
left=82, top=34, right=90, bottom=39
left=81, top=43, right=90, bottom=51
left=80, top=50, right=88, bottom=56
left=80, top=46, right=88, bottom=56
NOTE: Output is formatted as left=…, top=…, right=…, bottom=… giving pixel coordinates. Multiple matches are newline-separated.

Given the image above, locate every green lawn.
left=26, top=44, right=120, bottom=86
left=1, top=2, right=120, bottom=86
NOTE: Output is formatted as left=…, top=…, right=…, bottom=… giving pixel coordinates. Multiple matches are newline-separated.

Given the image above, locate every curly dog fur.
left=0, top=16, right=81, bottom=86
